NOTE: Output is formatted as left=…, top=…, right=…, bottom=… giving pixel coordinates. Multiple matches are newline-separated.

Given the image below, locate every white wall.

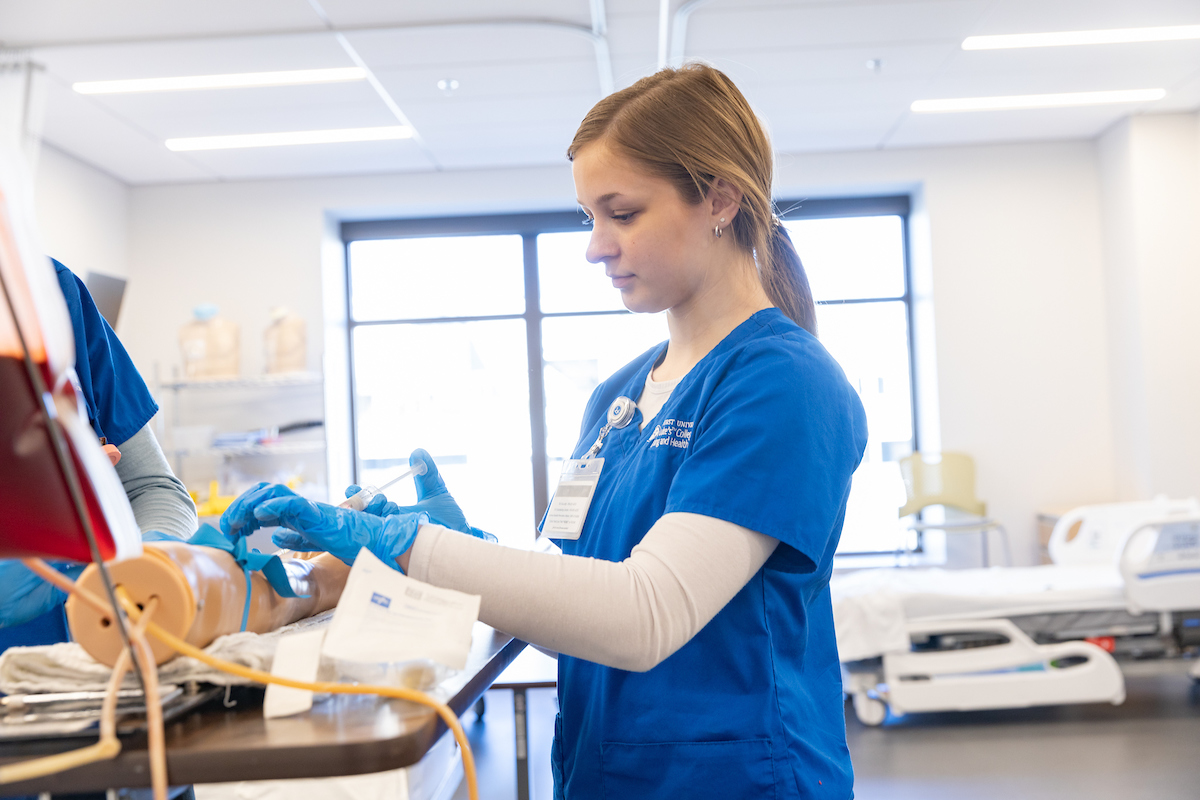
left=122, top=167, right=575, bottom=381
left=111, top=138, right=1124, bottom=563
left=776, top=141, right=1117, bottom=562
left=1098, top=112, right=1200, bottom=502
left=34, top=144, right=130, bottom=282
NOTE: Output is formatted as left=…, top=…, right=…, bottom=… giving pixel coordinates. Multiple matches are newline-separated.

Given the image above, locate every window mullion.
left=523, top=234, right=550, bottom=526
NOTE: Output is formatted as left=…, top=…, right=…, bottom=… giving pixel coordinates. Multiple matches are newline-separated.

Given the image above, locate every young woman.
left=224, top=63, right=867, bottom=800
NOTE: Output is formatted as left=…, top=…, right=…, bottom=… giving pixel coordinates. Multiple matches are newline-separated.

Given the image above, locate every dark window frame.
left=341, top=195, right=918, bottom=553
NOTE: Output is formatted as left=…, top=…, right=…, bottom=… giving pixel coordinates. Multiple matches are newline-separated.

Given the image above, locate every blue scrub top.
left=548, top=308, right=868, bottom=800
left=51, top=259, right=159, bottom=446
left=0, top=261, right=158, bottom=652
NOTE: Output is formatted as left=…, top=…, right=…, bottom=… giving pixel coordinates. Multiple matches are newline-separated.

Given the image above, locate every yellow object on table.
left=192, top=480, right=237, bottom=518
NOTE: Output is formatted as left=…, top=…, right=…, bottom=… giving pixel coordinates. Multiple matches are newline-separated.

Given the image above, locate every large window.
left=342, top=197, right=915, bottom=553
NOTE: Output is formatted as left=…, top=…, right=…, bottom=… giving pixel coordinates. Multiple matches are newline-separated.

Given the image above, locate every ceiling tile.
left=941, top=40, right=1200, bottom=88
left=705, top=44, right=955, bottom=88
left=401, top=92, right=596, bottom=132
left=131, top=101, right=400, bottom=141
left=38, top=79, right=216, bottom=184
left=969, top=0, right=1200, bottom=36
left=769, top=108, right=905, bottom=153
left=685, top=1, right=993, bottom=52
left=0, top=0, right=322, bottom=47
left=884, top=104, right=1135, bottom=149
left=318, top=0, right=592, bottom=28
left=33, top=33, right=352, bottom=83
left=179, top=138, right=434, bottom=181
left=84, top=84, right=388, bottom=138
left=1160, top=67, right=1200, bottom=111
left=373, top=60, right=602, bottom=105
left=344, top=24, right=596, bottom=70
left=603, top=10, right=659, bottom=58
left=431, top=142, right=575, bottom=171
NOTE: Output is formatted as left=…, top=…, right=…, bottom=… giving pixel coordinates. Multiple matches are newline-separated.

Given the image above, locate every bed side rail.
left=1048, top=497, right=1200, bottom=566
left=1120, top=516, right=1200, bottom=614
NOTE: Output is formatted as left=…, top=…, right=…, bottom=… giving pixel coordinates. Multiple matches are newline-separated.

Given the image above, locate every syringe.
left=339, top=461, right=428, bottom=512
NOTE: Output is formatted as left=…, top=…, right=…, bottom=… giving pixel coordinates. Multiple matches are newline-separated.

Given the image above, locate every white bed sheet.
left=830, top=564, right=1126, bottom=661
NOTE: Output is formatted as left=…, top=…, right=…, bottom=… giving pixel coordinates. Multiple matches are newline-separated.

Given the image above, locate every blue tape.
left=185, top=524, right=309, bottom=632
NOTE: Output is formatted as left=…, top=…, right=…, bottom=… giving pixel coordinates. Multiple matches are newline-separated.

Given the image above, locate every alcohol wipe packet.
left=321, top=548, right=481, bottom=672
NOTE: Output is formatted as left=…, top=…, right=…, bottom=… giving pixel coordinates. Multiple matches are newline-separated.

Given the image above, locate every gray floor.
left=850, top=673, right=1200, bottom=800
left=457, top=674, right=1200, bottom=800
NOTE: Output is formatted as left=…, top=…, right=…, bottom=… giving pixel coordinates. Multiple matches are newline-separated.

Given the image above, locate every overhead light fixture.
left=963, top=24, right=1200, bottom=50
left=911, top=88, right=1166, bottom=113
left=74, top=67, right=366, bottom=95
left=165, top=125, right=412, bottom=151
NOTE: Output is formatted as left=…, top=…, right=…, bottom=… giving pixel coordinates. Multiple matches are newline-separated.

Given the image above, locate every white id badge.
left=542, top=458, right=604, bottom=540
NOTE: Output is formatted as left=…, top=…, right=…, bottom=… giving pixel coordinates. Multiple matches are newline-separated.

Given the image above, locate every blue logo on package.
left=370, top=592, right=391, bottom=609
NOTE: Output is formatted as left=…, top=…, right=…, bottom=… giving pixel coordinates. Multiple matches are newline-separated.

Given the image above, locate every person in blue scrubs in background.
left=223, top=63, right=868, bottom=799
left=0, top=259, right=196, bottom=648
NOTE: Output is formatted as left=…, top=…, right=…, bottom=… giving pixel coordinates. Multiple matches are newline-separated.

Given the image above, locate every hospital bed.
left=831, top=497, right=1200, bottom=726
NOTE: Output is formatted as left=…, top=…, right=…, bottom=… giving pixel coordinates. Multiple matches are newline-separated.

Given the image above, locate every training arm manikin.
left=65, top=541, right=350, bottom=666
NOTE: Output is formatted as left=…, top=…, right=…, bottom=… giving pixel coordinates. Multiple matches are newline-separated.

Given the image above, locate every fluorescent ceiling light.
left=74, top=67, right=366, bottom=95
left=166, top=126, right=412, bottom=151
left=963, top=25, right=1200, bottom=50
left=911, top=88, right=1166, bottom=113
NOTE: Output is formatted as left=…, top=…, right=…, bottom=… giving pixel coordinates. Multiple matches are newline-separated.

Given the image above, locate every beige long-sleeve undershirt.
left=408, top=513, right=778, bottom=672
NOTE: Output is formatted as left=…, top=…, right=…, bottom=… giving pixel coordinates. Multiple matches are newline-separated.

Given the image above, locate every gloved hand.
left=258, top=496, right=427, bottom=568
left=221, top=482, right=300, bottom=539
left=406, top=449, right=472, bottom=533
left=348, top=450, right=497, bottom=542
left=0, top=561, right=86, bottom=629
left=344, top=485, right=397, bottom=517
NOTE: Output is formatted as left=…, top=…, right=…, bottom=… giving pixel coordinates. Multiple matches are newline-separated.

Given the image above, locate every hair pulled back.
left=568, top=63, right=816, bottom=335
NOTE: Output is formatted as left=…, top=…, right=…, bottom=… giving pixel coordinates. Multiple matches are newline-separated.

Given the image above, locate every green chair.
left=898, top=452, right=1011, bottom=567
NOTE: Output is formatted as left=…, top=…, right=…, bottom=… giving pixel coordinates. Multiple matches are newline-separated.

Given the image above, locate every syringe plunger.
left=339, top=461, right=428, bottom=512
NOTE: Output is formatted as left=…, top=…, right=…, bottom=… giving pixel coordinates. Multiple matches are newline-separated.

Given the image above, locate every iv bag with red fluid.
left=0, top=171, right=142, bottom=563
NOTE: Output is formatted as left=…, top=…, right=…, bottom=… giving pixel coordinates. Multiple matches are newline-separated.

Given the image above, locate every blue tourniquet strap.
left=185, top=524, right=308, bottom=632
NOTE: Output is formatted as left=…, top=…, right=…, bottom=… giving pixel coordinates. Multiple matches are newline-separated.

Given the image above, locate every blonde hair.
left=568, top=63, right=816, bottom=334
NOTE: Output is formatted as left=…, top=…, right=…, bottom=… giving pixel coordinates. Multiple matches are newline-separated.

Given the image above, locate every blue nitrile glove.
left=0, top=560, right=86, bottom=629
left=221, top=482, right=299, bottom=539
left=351, top=450, right=497, bottom=542
left=258, top=495, right=426, bottom=568
left=407, top=449, right=473, bottom=532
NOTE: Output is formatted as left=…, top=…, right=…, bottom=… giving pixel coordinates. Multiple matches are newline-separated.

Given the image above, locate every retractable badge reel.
left=542, top=397, right=636, bottom=540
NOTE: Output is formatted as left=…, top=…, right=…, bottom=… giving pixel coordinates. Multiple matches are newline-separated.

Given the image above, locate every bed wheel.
left=853, top=693, right=887, bottom=726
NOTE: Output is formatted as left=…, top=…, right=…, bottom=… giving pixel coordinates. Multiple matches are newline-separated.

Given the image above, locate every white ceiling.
left=3, top=0, right=1199, bottom=185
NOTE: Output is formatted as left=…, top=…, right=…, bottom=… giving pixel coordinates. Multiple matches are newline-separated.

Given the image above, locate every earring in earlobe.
left=714, top=225, right=722, bottom=239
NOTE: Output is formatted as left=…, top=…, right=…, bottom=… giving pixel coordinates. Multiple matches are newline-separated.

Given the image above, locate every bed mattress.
left=830, top=564, right=1127, bottom=661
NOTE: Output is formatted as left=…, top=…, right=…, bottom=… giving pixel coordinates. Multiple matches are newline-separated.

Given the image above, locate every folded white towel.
left=0, top=611, right=335, bottom=695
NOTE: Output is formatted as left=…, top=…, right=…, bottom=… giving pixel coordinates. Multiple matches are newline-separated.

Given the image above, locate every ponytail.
left=764, top=221, right=817, bottom=336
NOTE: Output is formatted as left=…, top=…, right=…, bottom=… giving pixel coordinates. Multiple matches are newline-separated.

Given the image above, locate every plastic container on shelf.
left=179, top=303, right=239, bottom=379
left=264, top=306, right=306, bottom=374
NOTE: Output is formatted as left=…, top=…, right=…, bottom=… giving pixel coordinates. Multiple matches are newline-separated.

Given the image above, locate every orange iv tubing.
left=11, top=558, right=481, bottom=800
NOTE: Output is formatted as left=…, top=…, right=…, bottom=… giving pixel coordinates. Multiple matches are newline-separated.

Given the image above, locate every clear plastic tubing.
left=339, top=462, right=429, bottom=512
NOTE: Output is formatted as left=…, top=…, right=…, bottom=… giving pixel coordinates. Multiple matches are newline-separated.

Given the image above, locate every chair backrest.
left=1048, top=496, right=1200, bottom=566
left=897, top=451, right=987, bottom=519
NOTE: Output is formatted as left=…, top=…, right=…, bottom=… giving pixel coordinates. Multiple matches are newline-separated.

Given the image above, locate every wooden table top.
left=0, top=624, right=526, bottom=795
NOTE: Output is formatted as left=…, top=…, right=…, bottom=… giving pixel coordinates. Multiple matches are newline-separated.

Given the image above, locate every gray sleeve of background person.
left=408, top=512, right=779, bottom=672
left=114, top=425, right=198, bottom=539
